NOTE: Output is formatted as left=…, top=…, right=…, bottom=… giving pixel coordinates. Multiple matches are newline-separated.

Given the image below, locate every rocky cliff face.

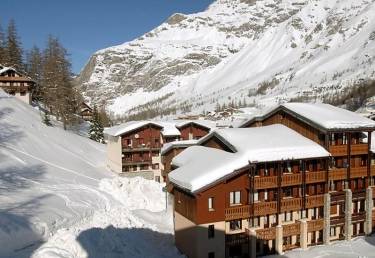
left=77, top=0, right=375, bottom=119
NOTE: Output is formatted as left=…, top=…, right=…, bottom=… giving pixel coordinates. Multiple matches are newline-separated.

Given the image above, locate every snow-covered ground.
left=0, top=92, right=180, bottom=258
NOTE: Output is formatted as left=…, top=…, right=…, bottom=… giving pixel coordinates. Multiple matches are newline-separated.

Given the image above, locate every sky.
left=0, top=0, right=214, bottom=74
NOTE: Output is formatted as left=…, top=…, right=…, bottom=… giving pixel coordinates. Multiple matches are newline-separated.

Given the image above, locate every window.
left=208, top=197, right=214, bottom=211
left=208, top=225, right=215, bottom=238
left=208, top=252, right=215, bottom=258
left=155, top=176, right=160, bottom=183
left=229, top=220, right=242, bottom=231
left=152, top=163, right=159, bottom=169
left=284, top=211, right=292, bottom=222
left=251, top=216, right=259, bottom=227
left=253, top=190, right=259, bottom=202
left=230, top=191, right=241, bottom=205
left=284, top=187, right=292, bottom=198
left=330, top=227, right=336, bottom=237
left=264, top=191, right=268, bottom=201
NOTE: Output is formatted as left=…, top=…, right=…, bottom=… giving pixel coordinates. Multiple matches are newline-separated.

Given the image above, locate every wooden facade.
left=178, top=122, right=210, bottom=140
left=0, top=66, right=34, bottom=104
left=171, top=105, right=375, bottom=258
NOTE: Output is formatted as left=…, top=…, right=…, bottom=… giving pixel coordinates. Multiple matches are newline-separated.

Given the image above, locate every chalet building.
left=80, top=102, right=94, bottom=121
left=168, top=103, right=375, bottom=258
left=169, top=125, right=331, bottom=258
left=0, top=65, right=34, bottom=104
left=104, top=120, right=215, bottom=182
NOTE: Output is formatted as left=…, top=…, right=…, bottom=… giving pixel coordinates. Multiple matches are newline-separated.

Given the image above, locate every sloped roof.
left=104, top=121, right=163, bottom=137
left=240, top=103, right=375, bottom=131
left=161, top=139, right=198, bottom=155
left=169, top=124, right=330, bottom=192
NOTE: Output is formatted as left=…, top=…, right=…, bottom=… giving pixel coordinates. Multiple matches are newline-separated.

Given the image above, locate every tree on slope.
left=89, top=106, right=104, bottom=143
left=42, top=35, right=78, bottom=130
left=26, top=46, right=43, bottom=101
left=0, top=22, right=6, bottom=64
left=5, top=19, right=23, bottom=71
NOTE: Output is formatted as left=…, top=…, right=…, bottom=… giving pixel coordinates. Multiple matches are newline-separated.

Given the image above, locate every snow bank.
left=32, top=176, right=181, bottom=258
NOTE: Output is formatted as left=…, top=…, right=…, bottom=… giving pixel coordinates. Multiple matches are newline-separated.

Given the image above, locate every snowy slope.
left=78, top=0, right=375, bottom=119
left=0, top=92, right=180, bottom=258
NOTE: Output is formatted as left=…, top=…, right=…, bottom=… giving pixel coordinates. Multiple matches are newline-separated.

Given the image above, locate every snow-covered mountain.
left=77, top=0, right=375, bottom=119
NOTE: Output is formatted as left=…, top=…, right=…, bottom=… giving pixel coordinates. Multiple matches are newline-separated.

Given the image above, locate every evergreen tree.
left=5, top=19, right=23, bottom=70
left=42, top=35, right=78, bottom=130
left=42, top=112, right=52, bottom=126
left=89, top=106, right=104, bottom=143
left=26, top=46, right=43, bottom=101
left=0, top=22, right=5, bottom=64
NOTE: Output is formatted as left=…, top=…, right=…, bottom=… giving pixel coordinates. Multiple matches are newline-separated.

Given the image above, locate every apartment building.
left=104, top=120, right=214, bottom=182
left=168, top=103, right=375, bottom=258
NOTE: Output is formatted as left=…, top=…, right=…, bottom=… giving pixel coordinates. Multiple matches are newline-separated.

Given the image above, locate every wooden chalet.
left=167, top=103, right=375, bottom=258
left=0, top=65, right=34, bottom=104
left=80, top=102, right=94, bottom=121
left=104, top=120, right=215, bottom=183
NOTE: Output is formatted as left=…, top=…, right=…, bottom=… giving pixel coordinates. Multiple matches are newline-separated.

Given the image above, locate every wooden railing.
left=225, top=232, right=248, bottom=246
left=331, top=215, right=345, bottom=226
left=329, top=168, right=347, bottom=181
left=329, top=145, right=348, bottom=156
left=283, top=222, right=301, bottom=237
left=307, top=219, right=324, bottom=232
left=372, top=165, right=375, bottom=176
left=254, top=202, right=277, bottom=216
left=306, top=171, right=326, bottom=184
left=281, top=173, right=301, bottom=187
left=352, top=212, right=366, bottom=223
left=350, top=167, right=368, bottom=179
left=352, top=189, right=366, bottom=200
left=281, top=198, right=302, bottom=212
left=351, top=144, right=368, bottom=155
left=306, top=195, right=324, bottom=208
left=256, top=227, right=276, bottom=240
left=225, top=205, right=250, bottom=221
left=254, top=176, right=277, bottom=189
left=331, top=192, right=345, bottom=203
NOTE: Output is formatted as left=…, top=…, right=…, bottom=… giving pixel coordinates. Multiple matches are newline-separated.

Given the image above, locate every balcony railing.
left=281, top=173, right=301, bottom=187
left=306, top=195, right=324, bottom=208
left=331, top=215, right=345, bottom=226
left=306, top=171, right=326, bottom=184
left=283, top=222, right=301, bottom=237
left=351, top=144, right=368, bottom=155
left=352, top=212, right=366, bottom=223
left=350, top=167, right=368, bottom=179
left=225, top=205, right=250, bottom=221
left=281, top=198, right=302, bottom=212
left=307, top=219, right=324, bottom=232
left=256, top=227, right=276, bottom=240
left=254, top=176, right=277, bottom=189
left=254, top=201, right=277, bottom=216
left=329, top=145, right=348, bottom=156
left=329, top=168, right=347, bottom=181
left=225, top=232, right=248, bottom=246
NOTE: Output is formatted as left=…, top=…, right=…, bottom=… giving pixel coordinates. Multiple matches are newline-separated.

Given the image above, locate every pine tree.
left=5, top=19, right=23, bottom=70
left=89, top=106, right=104, bottom=143
left=42, top=35, right=78, bottom=130
left=26, top=46, right=43, bottom=101
left=42, top=112, right=52, bottom=126
left=0, top=22, right=5, bottom=64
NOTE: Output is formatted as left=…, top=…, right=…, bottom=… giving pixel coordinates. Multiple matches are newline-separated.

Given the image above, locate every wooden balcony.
left=225, top=232, right=248, bottom=246
left=307, top=219, right=324, bottom=232
left=254, top=176, right=277, bottom=189
left=329, top=168, right=347, bottom=181
left=331, top=215, right=345, bottom=226
left=225, top=205, right=250, bottom=221
left=330, top=191, right=345, bottom=203
left=329, top=145, right=348, bottom=156
left=352, top=212, right=366, bottom=223
left=254, top=201, right=277, bottom=216
left=352, top=189, right=366, bottom=201
left=350, top=167, right=368, bottom=179
left=281, top=198, right=302, bottom=212
left=371, top=165, right=375, bottom=176
left=256, top=227, right=276, bottom=240
left=306, top=171, right=326, bottom=184
left=122, top=158, right=151, bottom=165
left=351, top=144, right=368, bottom=155
left=306, top=195, right=324, bottom=208
left=283, top=222, right=301, bottom=237
left=281, top=173, right=301, bottom=187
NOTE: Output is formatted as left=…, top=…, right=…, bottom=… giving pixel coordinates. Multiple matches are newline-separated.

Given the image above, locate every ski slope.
left=0, top=92, right=180, bottom=258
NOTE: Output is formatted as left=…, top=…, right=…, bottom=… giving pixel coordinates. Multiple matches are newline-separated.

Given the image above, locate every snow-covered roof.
left=161, top=139, right=198, bottom=155
left=0, top=66, right=16, bottom=75
left=104, top=121, right=163, bottom=137
left=175, top=120, right=216, bottom=130
left=169, top=124, right=330, bottom=192
left=240, top=103, right=375, bottom=131
left=158, top=122, right=181, bottom=137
